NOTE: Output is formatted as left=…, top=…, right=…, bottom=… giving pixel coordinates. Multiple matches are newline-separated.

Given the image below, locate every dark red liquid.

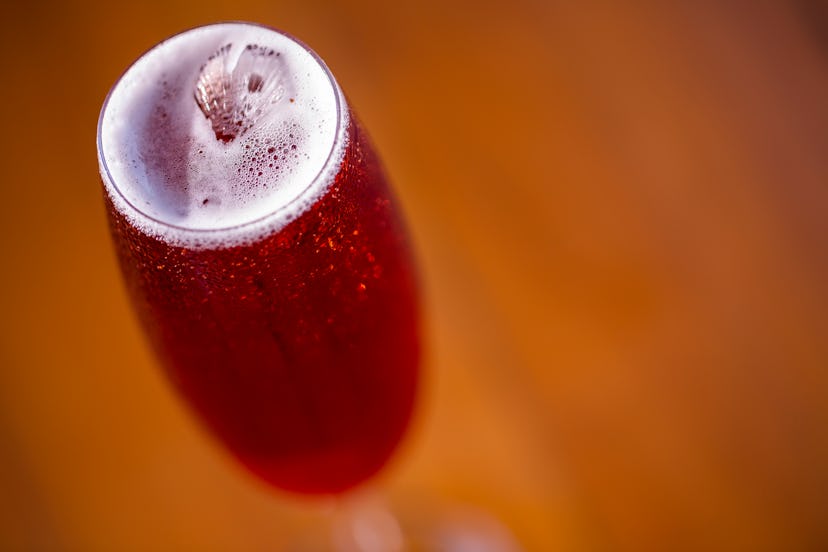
left=105, top=116, right=419, bottom=494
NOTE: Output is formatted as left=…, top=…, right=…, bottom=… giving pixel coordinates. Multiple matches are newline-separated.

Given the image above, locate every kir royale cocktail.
left=97, top=23, right=419, bottom=494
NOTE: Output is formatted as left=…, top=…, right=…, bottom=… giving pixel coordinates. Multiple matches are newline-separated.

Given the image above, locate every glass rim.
left=96, top=21, right=346, bottom=237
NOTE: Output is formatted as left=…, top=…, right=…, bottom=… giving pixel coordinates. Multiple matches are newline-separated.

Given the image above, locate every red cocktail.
left=98, top=23, right=419, bottom=495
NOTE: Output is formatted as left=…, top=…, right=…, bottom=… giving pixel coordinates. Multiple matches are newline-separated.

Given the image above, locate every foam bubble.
left=97, top=23, right=348, bottom=248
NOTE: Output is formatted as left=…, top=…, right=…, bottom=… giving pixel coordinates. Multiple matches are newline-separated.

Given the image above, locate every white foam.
left=97, top=22, right=348, bottom=248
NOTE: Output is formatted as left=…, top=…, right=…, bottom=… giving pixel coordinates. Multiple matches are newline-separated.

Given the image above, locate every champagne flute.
left=98, top=23, right=522, bottom=550
left=97, top=22, right=419, bottom=498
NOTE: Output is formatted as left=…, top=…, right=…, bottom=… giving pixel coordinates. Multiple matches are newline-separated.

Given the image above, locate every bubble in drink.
left=98, top=23, right=419, bottom=494
left=194, top=42, right=288, bottom=143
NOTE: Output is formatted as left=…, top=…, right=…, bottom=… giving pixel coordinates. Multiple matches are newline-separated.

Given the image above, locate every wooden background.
left=1, top=0, right=827, bottom=549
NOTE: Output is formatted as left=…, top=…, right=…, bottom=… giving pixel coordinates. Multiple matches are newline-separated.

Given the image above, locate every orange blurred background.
left=2, top=0, right=828, bottom=549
